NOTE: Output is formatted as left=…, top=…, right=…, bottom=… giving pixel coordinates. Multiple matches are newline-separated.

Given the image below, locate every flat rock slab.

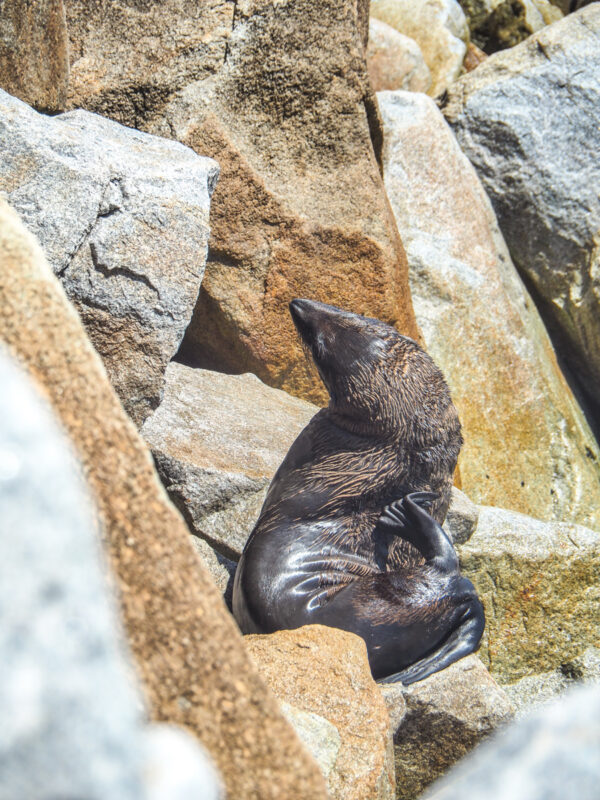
left=141, top=362, right=317, bottom=561
left=0, top=89, right=218, bottom=426
left=246, top=625, right=396, bottom=800
left=0, top=198, right=328, bottom=800
left=457, top=505, right=600, bottom=683
left=379, top=89, right=600, bottom=529
left=443, top=6, right=600, bottom=430
left=381, top=656, right=514, bottom=800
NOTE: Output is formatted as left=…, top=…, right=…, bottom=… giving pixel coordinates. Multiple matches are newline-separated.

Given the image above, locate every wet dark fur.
left=233, top=299, right=484, bottom=684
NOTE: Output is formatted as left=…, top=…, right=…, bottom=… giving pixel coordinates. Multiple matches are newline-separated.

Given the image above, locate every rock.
left=463, top=41, right=487, bottom=71
left=246, top=625, right=396, bottom=800
left=143, top=725, right=223, bottom=800
left=0, top=0, right=69, bottom=112
left=0, top=348, right=143, bottom=799
left=0, top=89, right=218, bottom=427
left=0, top=349, right=222, bottom=800
left=445, top=488, right=479, bottom=545
left=65, top=0, right=421, bottom=406
left=280, top=702, right=342, bottom=781
left=371, top=0, right=469, bottom=97
left=457, top=505, right=600, bottom=684
left=378, top=89, right=600, bottom=529
left=64, top=0, right=233, bottom=129
left=443, top=7, right=600, bottom=431
left=423, top=682, right=600, bottom=800
left=188, top=536, right=236, bottom=609
left=459, top=0, right=562, bottom=53
left=381, top=656, right=514, bottom=800
left=141, top=362, right=317, bottom=561
left=367, top=18, right=431, bottom=93
left=0, top=198, right=328, bottom=800
left=503, top=646, right=600, bottom=718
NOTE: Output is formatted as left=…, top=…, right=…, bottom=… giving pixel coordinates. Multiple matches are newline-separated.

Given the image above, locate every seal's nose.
left=289, top=298, right=314, bottom=322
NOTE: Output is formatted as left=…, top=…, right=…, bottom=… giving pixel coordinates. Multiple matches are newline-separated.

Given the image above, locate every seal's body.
left=233, top=299, right=484, bottom=684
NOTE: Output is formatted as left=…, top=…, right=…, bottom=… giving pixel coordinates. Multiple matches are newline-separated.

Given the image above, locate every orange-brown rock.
left=64, top=0, right=420, bottom=405
left=246, top=625, right=396, bottom=800
left=0, top=197, right=328, bottom=800
left=0, top=0, right=69, bottom=112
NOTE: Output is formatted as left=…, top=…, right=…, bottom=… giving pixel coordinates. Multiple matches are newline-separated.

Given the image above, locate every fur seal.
left=232, top=299, right=484, bottom=684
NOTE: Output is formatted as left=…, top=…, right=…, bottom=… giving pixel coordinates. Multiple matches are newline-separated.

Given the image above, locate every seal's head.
left=290, top=298, right=452, bottom=439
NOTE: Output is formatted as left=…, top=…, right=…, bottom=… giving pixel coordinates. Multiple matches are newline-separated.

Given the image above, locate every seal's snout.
left=289, top=298, right=322, bottom=345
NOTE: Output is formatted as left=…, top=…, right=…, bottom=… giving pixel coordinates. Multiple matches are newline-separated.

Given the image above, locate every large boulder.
left=457, top=505, right=600, bottom=684
left=367, top=18, right=431, bottom=93
left=370, top=0, right=469, bottom=97
left=0, top=0, right=69, bottom=112
left=0, top=198, right=328, bottom=800
left=246, top=626, right=396, bottom=800
left=424, top=683, right=600, bottom=800
left=0, top=90, right=218, bottom=427
left=443, top=6, right=600, bottom=432
left=141, top=362, right=317, bottom=563
left=378, top=90, right=600, bottom=529
left=381, top=656, right=514, bottom=800
left=0, top=348, right=220, bottom=800
left=64, top=0, right=421, bottom=406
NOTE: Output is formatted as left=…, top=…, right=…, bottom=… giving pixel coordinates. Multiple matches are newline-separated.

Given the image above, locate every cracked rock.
left=0, top=89, right=218, bottom=426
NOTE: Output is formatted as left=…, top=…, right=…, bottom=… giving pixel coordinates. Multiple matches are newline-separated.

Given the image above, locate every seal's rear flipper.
left=375, top=493, right=457, bottom=573
left=377, top=596, right=485, bottom=686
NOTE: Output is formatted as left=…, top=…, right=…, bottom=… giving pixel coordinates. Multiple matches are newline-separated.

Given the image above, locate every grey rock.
left=141, top=362, right=316, bottom=563
left=445, top=488, right=479, bottom=544
left=280, top=702, right=342, bottom=781
left=0, top=89, right=218, bottom=426
left=379, top=88, right=600, bottom=530
left=143, top=725, right=223, bottom=800
left=380, top=655, right=514, bottom=800
left=189, top=535, right=236, bottom=609
left=0, top=347, right=143, bottom=799
left=424, top=682, right=600, bottom=800
left=0, top=347, right=223, bottom=800
left=443, top=7, right=600, bottom=429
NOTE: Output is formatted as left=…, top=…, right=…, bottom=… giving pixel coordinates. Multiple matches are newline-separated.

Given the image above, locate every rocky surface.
left=379, top=89, right=600, bottom=529
left=445, top=488, right=480, bottom=545
left=0, top=89, right=217, bottom=427
left=0, top=198, right=328, bottom=800
left=0, top=348, right=222, bottom=800
left=423, top=682, right=600, bottom=800
left=64, top=0, right=420, bottom=406
left=371, top=0, right=469, bottom=97
left=459, top=0, right=562, bottom=53
left=367, top=18, right=431, bottom=93
left=503, top=646, right=600, bottom=717
left=0, top=0, right=69, bottom=112
left=142, top=362, right=316, bottom=561
left=457, top=505, right=600, bottom=684
left=246, top=626, right=396, bottom=800
left=443, top=7, right=600, bottom=432
left=381, top=656, right=514, bottom=800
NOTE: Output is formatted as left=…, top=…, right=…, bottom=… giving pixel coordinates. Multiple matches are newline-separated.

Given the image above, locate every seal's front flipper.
left=378, top=595, right=485, bottom=686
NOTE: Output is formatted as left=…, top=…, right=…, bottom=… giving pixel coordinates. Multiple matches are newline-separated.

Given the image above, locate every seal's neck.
left=327, top=406, right=402, bottom=441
